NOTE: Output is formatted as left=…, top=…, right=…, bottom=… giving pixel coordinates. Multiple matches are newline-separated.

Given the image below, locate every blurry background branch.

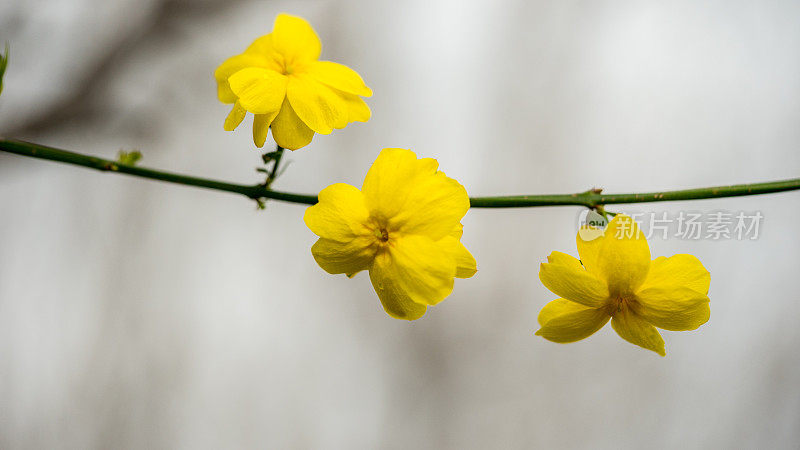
left=0, top=0, right=249, bottom=138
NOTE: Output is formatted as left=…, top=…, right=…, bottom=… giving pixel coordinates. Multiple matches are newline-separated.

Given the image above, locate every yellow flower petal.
left=252, top=110, right=279, bottom=148
left=393, top=174, right=469, bottom=240
left=330, top=87, right=371, bottom=125
left=578, top=214, right=651, bottom=296
left=286, top=75, right=347, bottom=134
left=610, top=307, right=665, bottom=356
left=244, top=33, right=279, bottom=62
left=438, top=236, right=477, bottom=278
left=342, top=91, right=371, bottom=123
left=369, top=253, right=428, bottom=320
left=228, top=67, right=288, bottom=115
left=214, top=54, right=271, bottom=104
left=271, top=14, right=322, bottom=62
left=310, top=237, right=376, bottom=275
left=537, top=298, right=594, bottom=326
left=381, top=234, right=456, bottom=306
left=635, top=286, right=710, bottom=331
left=224, top=102, right=247, bottom=131
left=361, top=149, right=469, bottom=240
left=639, top=254, right=710, bottom=294
left=539, top=252, right=610, bottom=307
left=546, top=250, right=585, bottom=271
left=362, top=149, right=434, bottom=220
left=303, top=183, right=370, bottom=242
left=305, top=183, right=377, bottom=276
left=270, top=100, right=315, bottom=150
left=307, top=61, right=373, bottom=97
left=450, top=224, right=464, bottom=240
left=575, top=225, right=602, bottom=277
left=535, top=303, right=610, bottom=343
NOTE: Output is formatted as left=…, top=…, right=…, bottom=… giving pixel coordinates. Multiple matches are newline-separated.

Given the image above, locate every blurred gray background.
left=1, top=0, right=799, bottom=448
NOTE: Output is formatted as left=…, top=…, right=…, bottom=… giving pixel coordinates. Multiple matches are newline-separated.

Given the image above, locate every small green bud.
left=117, top=150, right=142, bottom=166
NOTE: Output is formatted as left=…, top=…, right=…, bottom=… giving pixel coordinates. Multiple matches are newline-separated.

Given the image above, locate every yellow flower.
left=214, top=14, right=372, bottom=150
left=303, top=148, right=477, bottom=320
left=535, top=214, right=710, bottom=356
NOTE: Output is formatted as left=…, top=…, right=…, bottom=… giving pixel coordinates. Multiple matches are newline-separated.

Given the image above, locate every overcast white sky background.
left=1, top=0, right=799, bottom=448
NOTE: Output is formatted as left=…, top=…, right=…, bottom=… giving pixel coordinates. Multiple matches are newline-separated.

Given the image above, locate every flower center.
left=269, top=53, right=303, bottom=76
left=609, top=294, right=636, bottom=315
left=374, top=227, right=390, bottom=243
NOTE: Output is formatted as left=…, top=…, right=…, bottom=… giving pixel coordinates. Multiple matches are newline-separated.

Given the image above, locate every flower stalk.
left=2, top=138, right=799, bottom=209
left=265, top=145, right=284, bottom=187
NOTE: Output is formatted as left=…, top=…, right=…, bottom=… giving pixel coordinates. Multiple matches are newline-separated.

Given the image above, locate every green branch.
left=0, top=139, right=317, bottom=205
left=2, top=138, right=799, bottom=208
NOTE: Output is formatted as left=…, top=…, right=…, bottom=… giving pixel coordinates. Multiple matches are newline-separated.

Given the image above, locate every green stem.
left=2, top=138, right=799, bottom=208
left=467, top=178, right=800, bottom=207
left=0, top=139, right=317, bottom=205
left=267, top=145, right=285, bottom=185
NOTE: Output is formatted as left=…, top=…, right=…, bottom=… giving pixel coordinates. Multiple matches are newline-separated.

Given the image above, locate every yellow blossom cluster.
left=215, top=14, right=711, bottom=355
